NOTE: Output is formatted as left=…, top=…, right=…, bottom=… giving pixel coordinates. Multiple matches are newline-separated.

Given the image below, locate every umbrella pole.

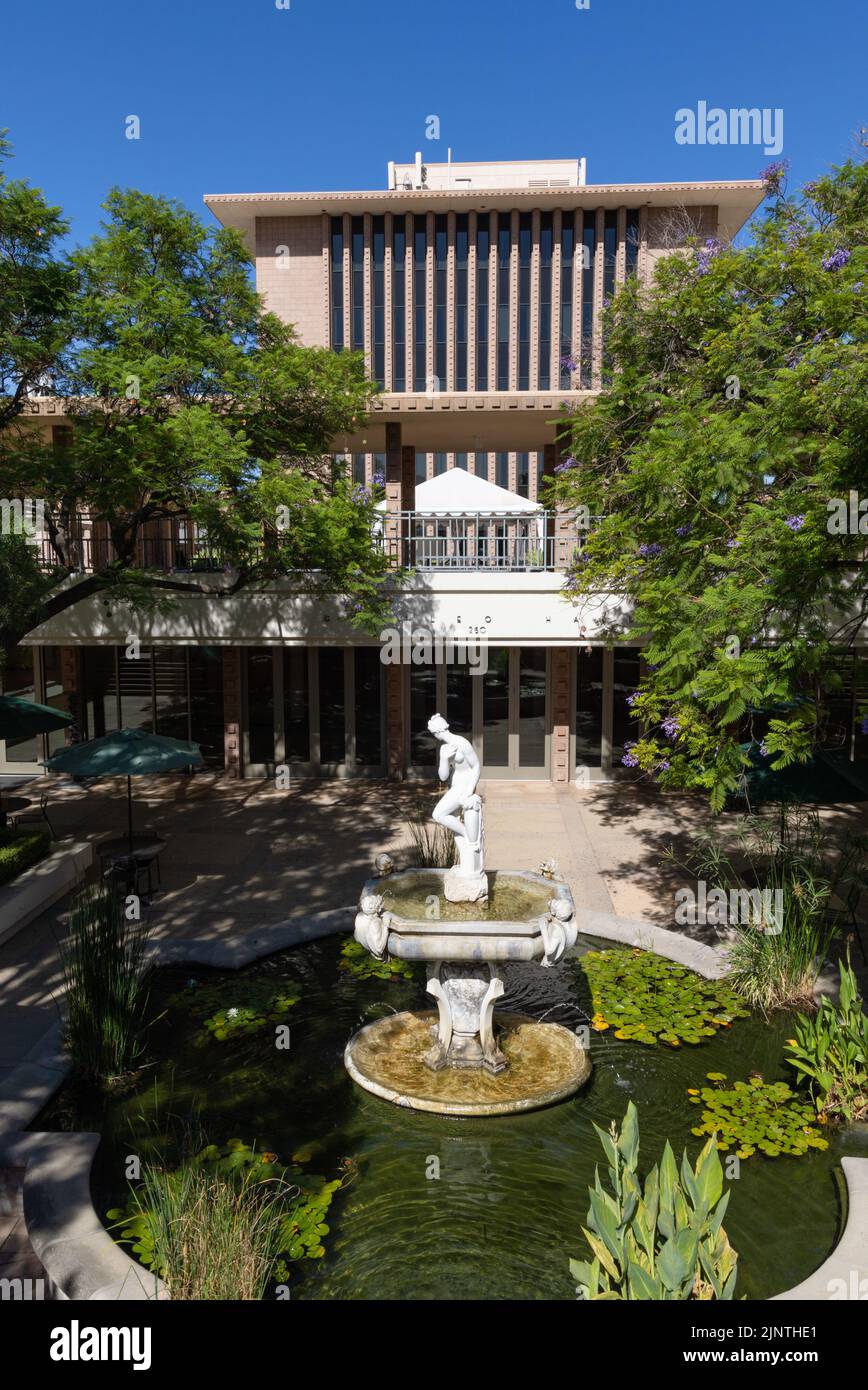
left=127, top=775, right=134, bottom=853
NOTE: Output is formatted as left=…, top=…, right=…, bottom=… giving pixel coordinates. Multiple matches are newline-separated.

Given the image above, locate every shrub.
left=785, top=954, right=868, bottom=1123
left=59, top=882, right=151, bottom=1086
left=404, top=795, right=456, bottom=869
left=0, top=827, right=50, bottom=886
left=570, top=1101, right=739, bottom=1300
left=108, top=1140, right=342, bottom=1300
left=688, top=1073, right=828, bottom=1157
left=679, top=805, right=867, bottom=1011
left=582, top=948, right=749, bottom=1046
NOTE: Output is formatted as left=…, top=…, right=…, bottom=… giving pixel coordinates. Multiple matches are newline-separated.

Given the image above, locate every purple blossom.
left=661, top=715, right=681, bottom=741
left=760, top=159, right=789, bottom=195
left=675, top=523, right=693, bottom=537
left=696, top=237, right=724, bottom=276
left=371, top=471, right=385, bottom=488
left=726, top=538, right=740, bottom=550
left=822, top=248, right=851, bottom=272
left=852, top=281, right=864, bottom=292
left=638, top=542, right=663, bottom=559
left=560, top=354, right=578, bottom=374
left=785, top=514, right=805, bottom=532
left=621, top=741, right=640, bottom=768
left=861, top=716, right=868, bottom=736
left=657, top=759, right=671, bottom=772
left=626, top=691, right=640, bottom=708
left=350, top=483, right=371, bottom=505
left=554, top=456, right=578, bottom=475
left=758, top=739, right=770, bottom=757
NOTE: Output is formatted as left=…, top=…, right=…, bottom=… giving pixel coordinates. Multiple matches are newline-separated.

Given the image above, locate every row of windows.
left=335, top=451, right=547, bottom=500
left=329, top=209, right=641, bottom=391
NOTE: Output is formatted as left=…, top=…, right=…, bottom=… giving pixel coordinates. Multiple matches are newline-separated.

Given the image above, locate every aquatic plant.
left=679, top=805, right=868, bottom=1011
left=582, top=948, right=749, bottom=1046
left=687, top=1073, right=828, bottom=1157
left=404, top=795, right=456, bottom=869
left=570, top=1101, right=739, bottom=1300
left=108, top=1140, right=342, bottom=1299
left=59, top=882, right=151, bottom=1086
left=168, top=978, right=301, bottom=1042
left=785, top=955, right=868, bottom=1123
left=340, top=937, right=414, bottom=981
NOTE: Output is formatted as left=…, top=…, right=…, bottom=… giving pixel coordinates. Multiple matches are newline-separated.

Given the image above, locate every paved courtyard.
left=1, top=773, right=866, bottom=1091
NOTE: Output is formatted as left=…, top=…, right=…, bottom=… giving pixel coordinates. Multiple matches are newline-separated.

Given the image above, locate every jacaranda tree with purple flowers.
left=547, top=157, right=868, bottom=809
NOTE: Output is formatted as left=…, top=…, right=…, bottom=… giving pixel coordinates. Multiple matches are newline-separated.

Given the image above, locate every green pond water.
left=40, top=934, right=867, bottom=1301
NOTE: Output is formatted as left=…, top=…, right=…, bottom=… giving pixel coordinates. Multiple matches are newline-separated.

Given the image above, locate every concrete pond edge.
left=0, top=895, right=864, bottom=1301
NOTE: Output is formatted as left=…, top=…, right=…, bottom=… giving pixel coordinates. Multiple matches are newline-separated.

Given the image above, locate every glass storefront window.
left=483, top=648, right=510, bottom=767
left=518, top=648, right=546, bottom=767
left=3, top=646, right=38, bottom=761
left=354, top=648, right=382, bottom=766
left=612, top=647, right=642, bottom=764
left=246, top=648, right=275, bottom=766
left=410, top=663, right=437, bottom=767
left=318, top=649, right=346, bottom=764
left=283, top=649, right=310, bottom=763
left=575, top=647, right=603, bottom=769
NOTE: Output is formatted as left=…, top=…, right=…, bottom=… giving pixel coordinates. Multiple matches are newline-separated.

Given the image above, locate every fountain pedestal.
left=424, top=962, right=507, bottom=1073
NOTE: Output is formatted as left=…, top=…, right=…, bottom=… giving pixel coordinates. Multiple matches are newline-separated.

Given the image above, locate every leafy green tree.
left=0, top=133, right=72, bottom=428
left=0, top=186, right=392, bottom=652
left=550, top=158, right=868, bottom=808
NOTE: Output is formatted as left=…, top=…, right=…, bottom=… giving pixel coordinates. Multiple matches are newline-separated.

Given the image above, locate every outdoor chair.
left=10, top=793, right=57, bottom=840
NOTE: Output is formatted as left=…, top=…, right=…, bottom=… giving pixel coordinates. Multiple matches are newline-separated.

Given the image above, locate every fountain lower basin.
left=344, top=868, right=592, bottom=1116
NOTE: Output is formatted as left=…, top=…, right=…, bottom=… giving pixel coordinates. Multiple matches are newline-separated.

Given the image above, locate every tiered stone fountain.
left=344, top=715, right=592, bottom=1115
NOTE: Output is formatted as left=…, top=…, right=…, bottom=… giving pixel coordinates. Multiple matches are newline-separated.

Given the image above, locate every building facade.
left=7, top=159, right=777, bottom=784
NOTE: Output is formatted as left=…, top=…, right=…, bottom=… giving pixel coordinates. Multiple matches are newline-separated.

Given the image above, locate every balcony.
left=377, top=511, right=593, bottom=572
left=33, top=510, right=595, bottom=576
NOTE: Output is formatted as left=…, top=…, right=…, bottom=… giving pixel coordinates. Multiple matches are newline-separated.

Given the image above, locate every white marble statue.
left=427, top=713, right=488, bottom=903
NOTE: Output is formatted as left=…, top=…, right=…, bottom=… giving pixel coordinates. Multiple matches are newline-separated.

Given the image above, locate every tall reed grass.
left=60, top=881, right=151, bottom=1085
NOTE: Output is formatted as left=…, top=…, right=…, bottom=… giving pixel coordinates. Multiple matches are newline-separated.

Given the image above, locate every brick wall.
left=255, top=215, right=327, bottom=346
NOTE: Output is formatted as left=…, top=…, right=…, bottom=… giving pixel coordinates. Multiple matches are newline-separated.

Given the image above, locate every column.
left=550, top=647, right=572, bottom=784
left=222, top=647, right=243, bottom=778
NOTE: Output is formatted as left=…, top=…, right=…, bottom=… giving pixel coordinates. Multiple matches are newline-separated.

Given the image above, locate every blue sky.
left=3, top=0, right=866, bottom=247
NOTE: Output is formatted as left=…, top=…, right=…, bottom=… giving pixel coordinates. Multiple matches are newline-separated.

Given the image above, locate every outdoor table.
left=98, top=833, right=167, bottom=900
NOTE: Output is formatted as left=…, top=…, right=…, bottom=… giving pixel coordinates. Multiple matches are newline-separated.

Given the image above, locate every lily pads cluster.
left=582, top=948, right=749, bottom=1047
left=169, top=978, right=300, bottom=1042
left=688, top=1074, right=829, bottom=1158
left=340, top=938, right=414, bottom=982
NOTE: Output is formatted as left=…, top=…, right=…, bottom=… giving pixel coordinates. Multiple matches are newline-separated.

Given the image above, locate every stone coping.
left=0, top=894, right=864, bottom=1301
left=0, top=840, right=93, bottom=948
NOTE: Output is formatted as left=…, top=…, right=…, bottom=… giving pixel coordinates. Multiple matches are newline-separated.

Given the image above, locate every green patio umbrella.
left=0, top=695, right=73, bottom=740
left=46, top=727, right=203, bottom=850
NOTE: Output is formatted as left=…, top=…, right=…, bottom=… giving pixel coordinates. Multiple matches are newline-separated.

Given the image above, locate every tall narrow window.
left=497, top=214, right=511, bottom=390
left=517, top=452, right=530, bottom=498
left=330, top=216, right=344, bottom=351
left=518, top=214, right=532, bottom=390
left=476, top=220, right=489, bottom=391
left=495, top=452, right=509, bottom=489
left=282, top=649, right=310, bottom=763
left=351, top=216, right=364, bottom=352
left=580, top=216, right=596, bottom=388
left=538, top=212, right=553, bottom=390
left=433, top=452, right=447, bottom=476
left=454, top=451, right=468, bottom=471
left=393, top=219, right=406, bottom=391
left=434, top=214, right=447, bottom=389
left=602, top=210, right=618, bottom=385
left=354, top=648, right=382, bottom=766
left=415, top=451, right=427, bottom=484
left=352, top=454, right=367, bottom=485
left=455, top=213, right=469, bottom=390
left=413, top=215, right=427, bottom=392
left=372, top=215, right=385, bottom=387
left=626, top=208, right=641, bottom=279
left=474, top=451, right=489, bottom=479
left=560, top=217, right=574, bottom=387
left=319, top=649, right=346, bottom=765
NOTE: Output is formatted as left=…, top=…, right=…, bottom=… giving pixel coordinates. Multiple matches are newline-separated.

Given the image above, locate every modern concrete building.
left=6, top=158, right=770, bottom=784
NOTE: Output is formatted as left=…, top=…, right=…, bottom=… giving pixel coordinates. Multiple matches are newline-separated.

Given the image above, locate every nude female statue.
left=427, top=714, right=486, bottom=896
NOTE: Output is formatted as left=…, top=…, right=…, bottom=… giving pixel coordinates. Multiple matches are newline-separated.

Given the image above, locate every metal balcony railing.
left=375, top=511, right=596, bottom=572
left=32, top=510, right=598, bottom=575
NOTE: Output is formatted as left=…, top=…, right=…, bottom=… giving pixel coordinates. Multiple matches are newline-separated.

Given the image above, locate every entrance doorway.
left=407, top=647, right=550, bottom=778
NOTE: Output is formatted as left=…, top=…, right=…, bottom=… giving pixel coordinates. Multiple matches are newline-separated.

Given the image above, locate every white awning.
left=376, top=466, right=542, bottom=515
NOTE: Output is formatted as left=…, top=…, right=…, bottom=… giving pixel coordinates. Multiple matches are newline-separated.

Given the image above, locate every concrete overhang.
left=333, top=392, right=588, bottom=451
left=205, top=180, right=766, bottom=255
